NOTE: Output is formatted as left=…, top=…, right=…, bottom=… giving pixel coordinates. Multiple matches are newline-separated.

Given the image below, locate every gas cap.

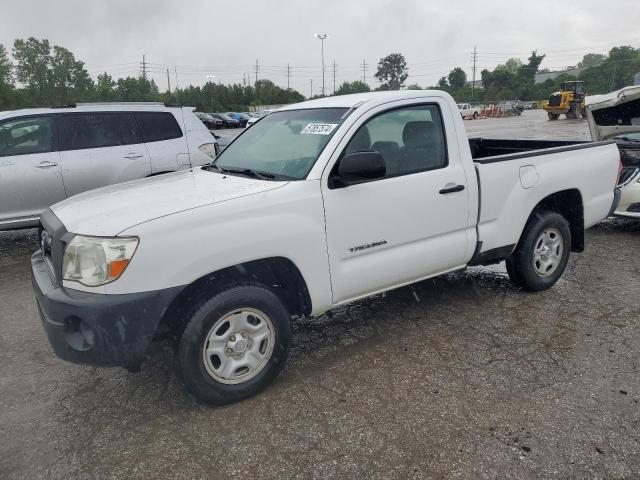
left=519, top=165, right=539, bottom=189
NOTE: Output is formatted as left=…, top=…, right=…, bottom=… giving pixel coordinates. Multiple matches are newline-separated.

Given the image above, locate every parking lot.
left=1, top=109, right=639, bottom=479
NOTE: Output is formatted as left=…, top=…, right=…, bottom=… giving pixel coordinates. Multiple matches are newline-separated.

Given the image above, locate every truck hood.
left=586, top=86, right=640, bottom=141
left=51, top=168, right=287, bottom=236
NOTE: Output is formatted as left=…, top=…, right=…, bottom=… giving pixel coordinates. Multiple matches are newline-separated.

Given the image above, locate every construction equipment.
left=544, top=80, right=587, bottom=120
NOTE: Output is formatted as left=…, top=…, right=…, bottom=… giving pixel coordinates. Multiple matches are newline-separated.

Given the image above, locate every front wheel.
left=548, top=112, right=560, bottom=120
left=506, top=211, right=571, bottom=291
left=176, top=285, right=291, bottom=405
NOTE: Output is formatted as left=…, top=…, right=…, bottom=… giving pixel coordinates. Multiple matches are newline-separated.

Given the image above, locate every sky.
left=1, top=0, right=639, bottom=96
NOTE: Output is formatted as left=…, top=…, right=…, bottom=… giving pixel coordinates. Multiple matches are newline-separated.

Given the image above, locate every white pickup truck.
left=457, top=102, right=480, bottom=119
left=32, top=90, right=621, bottom=405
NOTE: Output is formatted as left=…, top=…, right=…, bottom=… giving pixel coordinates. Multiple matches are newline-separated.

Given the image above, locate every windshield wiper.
left=224, top=168, right=277, bottom=180
left=202, top=164, right=229, bottom=173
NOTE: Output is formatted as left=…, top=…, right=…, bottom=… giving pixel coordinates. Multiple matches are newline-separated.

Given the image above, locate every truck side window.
left=0, top=116, right=53, bottom=157
left=343, top=104, right=447, bottom=178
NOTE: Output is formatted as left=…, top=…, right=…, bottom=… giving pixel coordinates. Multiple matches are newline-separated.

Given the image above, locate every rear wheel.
left=176, top=285, right=291, bottom=405
left=548, top=112, right=560, bottom=120
left=506, top=211, right=571, bottom=291
left=580, top=107, right=587, bottom=118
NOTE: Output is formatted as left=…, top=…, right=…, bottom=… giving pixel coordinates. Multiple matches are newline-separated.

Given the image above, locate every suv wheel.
left=176, top=285, right=291, bottom=405
left=506, top=211, right=571, bottom=291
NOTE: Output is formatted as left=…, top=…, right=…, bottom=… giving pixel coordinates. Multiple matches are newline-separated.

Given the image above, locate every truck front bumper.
left=31, top=250, right=183, bottom=369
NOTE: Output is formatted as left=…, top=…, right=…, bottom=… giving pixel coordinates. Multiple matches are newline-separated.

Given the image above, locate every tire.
left=505, top=210, right=571, bottom=292
left=581, top=107, right=587, bottom=118
left=548, top=112, right=559, bottom=120
left=176, top=285, right=291, bottom=405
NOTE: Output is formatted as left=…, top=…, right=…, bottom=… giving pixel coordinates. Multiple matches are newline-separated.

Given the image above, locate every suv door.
left=134, top=111, right=190, bottom=173
left=0, top=115, right=66, bottom=228
left=321, top=101, right=472, bottom=304
left=57, top=112, right=152, bottom=197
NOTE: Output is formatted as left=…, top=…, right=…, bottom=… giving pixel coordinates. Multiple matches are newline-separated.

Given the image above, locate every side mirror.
left=334, top=151, right=386, bottom=187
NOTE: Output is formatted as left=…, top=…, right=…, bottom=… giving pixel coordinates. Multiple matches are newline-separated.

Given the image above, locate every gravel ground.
left=1, top=110, right=638, bottom=479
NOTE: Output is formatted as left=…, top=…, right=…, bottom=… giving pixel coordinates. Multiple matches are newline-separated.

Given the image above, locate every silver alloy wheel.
left=202, top=308, right=275, bottom=385
left=532, top=227, right=563, bottom=277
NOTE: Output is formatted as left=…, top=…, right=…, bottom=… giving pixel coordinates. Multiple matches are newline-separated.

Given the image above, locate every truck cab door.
left=321, top=100, right=473, bottom=304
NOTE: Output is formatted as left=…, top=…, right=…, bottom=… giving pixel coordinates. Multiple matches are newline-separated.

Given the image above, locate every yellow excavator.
left=544, top=80, right=587, bottom=120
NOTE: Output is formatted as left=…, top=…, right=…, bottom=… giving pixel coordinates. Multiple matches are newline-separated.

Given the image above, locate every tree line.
left=337, top=46, right=640, bottom=103
left=1, top=37, right=639, bottom=112
left=0, top=38, right=304, bottom=111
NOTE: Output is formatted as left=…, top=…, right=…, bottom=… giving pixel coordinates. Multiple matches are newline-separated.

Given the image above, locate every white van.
left=0, top=102, right=218, bottom=230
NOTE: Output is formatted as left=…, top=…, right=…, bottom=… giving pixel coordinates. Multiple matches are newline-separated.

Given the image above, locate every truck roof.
left=277, top=90, right=449, bottom=112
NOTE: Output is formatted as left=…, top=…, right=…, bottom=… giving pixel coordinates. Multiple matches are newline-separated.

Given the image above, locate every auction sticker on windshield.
left=301, top=123, right=339, bottom=135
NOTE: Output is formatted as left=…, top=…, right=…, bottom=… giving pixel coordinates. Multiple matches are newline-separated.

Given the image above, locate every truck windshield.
left=212, top=107, right=349, bottom=180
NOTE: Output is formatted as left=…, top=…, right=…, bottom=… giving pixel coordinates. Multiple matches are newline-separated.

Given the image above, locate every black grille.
left=548, top=94, right=562, bottom=107
left=618, top=167, right=639, bottom=186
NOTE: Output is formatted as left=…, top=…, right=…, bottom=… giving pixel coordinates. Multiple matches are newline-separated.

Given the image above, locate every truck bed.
left=469, top=138, right=600, bottom=162
left=469, top=139, right=620, bottom=262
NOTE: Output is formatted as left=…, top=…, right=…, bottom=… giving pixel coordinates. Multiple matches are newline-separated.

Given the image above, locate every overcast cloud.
left=1, top=0, right=638, bottom=95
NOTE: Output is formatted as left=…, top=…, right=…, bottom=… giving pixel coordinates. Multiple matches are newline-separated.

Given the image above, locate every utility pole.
left=471, top=45, right=477, bottom=99
left=174, top=66, right=180, bottom=105
left=332, top=60, right=336, bottom=94
left=610, top=63, right=618, bottom=90
left=166, top=68, right=171, bottom=94
left=315, top=34, right=328, bottom=96
left=361, top=59, right=367, bottom=84
left=310, top=79, right=313, bottom=98
left=287, top=63, right=291, bottom=90
left=141, top=54, right=147, bottom=80
left=254, top=59, right=259, bottom=86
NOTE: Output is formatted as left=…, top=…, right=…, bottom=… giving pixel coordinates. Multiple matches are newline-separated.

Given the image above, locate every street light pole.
left=206, top=74, right=215, bottom=111
left=315, top=33, right=328, bottom=96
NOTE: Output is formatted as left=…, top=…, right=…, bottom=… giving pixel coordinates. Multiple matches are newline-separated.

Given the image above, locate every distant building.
left=635, top=73, right=640, bottom=86
left=465, top=79, right=484, bottom=89
left=534, top=66, right=583, bottom=84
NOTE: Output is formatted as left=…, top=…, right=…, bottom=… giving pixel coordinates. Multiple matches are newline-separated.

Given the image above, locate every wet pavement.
left=1, top=111, right=639, bottom=479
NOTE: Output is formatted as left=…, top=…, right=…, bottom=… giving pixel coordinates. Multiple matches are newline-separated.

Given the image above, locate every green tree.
left=0, top=44, right=14, bottom=109
left=578, top=53, right=606, bottom=69
left=374, top=53, right=408, bottom=90
left=96, top=72, right=115, bottom=101
left=437, top=76, right=448, bottom=89
left=447, top=67, right=467, bottom=89
left=0, top=44, right=12, bottom=85
left=12, top=37, right=52, bottom=104
left=335, top=80, right=370, bottom=95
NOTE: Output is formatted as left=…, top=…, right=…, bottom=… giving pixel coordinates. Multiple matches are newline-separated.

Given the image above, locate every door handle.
left=439, top=184, right=465, bottom=194
left=35, top=161, right=58, bottom=168
left=124, top=153, right=144, bottom=159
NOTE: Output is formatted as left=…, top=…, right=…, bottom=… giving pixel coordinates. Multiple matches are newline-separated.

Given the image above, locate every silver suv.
left=0, top=103, right=218, bottom=230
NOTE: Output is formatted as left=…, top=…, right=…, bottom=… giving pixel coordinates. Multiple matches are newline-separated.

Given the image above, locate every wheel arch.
left=160, top=256, right=312, bottom=335
left=525, top=189, right=584, bottom=252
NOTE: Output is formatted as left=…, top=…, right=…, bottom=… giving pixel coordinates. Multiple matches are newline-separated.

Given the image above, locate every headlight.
left=199, top=142, right=218, bottom=159
left=62, top=236, right=139, bottom=287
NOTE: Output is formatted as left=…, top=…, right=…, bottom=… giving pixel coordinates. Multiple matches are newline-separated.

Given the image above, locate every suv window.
left=58, top=113, right=140, bottom=151
left=343, top=104, right=447, bottom=178
left=0, top=116, right=53, bottom=157
left=134, top=112, right=183, bottom=143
